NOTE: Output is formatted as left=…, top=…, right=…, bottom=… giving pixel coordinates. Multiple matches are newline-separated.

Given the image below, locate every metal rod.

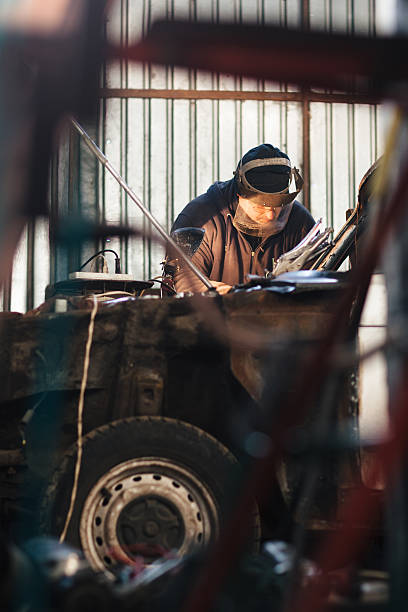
left=99, top=88, right=380, bottom=105
left=70, top=117, right=214, bottom=291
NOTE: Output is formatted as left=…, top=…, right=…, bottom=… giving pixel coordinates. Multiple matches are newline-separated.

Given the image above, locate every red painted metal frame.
left=180, top=149, right=408, bottom=612
left=109, top=21, right=408, bottom=99
left=107, top=17, right=408, bottom=611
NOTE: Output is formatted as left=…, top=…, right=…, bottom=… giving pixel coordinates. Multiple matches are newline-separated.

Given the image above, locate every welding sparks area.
left=0, top=1, right=407, bottom=610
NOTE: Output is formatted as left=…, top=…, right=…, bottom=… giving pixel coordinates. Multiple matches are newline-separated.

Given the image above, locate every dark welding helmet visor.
left=235, top=157, right=303, bottom=206
left=233, top=157, right=303, bottom=237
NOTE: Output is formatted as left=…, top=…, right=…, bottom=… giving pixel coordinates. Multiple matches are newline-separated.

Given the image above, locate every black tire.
left=41, top=417, right=260, bottom=572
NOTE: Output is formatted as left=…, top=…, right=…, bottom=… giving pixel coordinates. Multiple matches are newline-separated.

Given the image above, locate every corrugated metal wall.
left=4, top=0, right=385, bottom=312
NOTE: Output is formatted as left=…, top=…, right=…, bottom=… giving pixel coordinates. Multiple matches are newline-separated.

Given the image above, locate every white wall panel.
left=217, top=100, right=240, bottom=183
left=309, top=102, right=328, bottom=223
left=149, top=98, right=171, bottom=278
left=196, top=100, right=217, bottom=194
left=286, top=102, right=303, bottom=190
left=173, top=99, right=194, bottom=218
left=126, top=98, right=147, bottom=279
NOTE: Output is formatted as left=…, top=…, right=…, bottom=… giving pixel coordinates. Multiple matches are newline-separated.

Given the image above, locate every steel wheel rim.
left=80, top=457, right=219, bottom=572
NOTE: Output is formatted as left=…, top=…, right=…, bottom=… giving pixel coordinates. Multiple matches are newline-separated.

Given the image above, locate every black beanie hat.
left=236, top=144, right=291, bottom=194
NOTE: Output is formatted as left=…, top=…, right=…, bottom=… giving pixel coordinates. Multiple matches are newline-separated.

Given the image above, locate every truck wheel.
left=42, top=417, right=260, bottom=572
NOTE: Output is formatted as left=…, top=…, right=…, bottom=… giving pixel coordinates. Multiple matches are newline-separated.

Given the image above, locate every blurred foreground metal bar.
left=182, top=147, right=408, bottom=612
left=292, top=356, right=408, bottom=612
left=71, top=118, right=214, bottom=291
left=113, top=20, right=408, bottom=100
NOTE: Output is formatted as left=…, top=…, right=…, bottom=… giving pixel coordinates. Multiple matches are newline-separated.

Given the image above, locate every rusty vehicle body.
left=0, top=162, right=377, bottom=574
left=0, top=274, right=360, bottom=567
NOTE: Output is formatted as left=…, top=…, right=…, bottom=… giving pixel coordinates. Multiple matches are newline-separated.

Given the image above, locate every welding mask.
left=233, top=152, right=303, bottom=238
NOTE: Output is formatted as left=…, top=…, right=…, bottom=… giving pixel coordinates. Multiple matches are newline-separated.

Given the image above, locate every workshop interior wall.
left=4, top=0, right=385, bottom=312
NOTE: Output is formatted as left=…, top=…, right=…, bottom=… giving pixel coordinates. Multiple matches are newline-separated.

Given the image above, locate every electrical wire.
left=79, top=248, right=121, bottom=272
left=148, top=277, right=177, bottom=295
left=90, top=254, right=108, bottom=273
left=85, top=290, right=135, bottom=301
left=59, top=294, right=98, bottom=543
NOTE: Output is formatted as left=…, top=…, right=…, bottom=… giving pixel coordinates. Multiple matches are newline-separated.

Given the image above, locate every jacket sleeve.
left=173, top=234, right=214, bottom=293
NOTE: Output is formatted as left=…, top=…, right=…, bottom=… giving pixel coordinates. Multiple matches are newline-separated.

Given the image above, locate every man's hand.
left=210, top=281, right=232, bottom=295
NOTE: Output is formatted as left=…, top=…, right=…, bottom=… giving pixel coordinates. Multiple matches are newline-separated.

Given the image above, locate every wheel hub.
left=117, top=495, right=184, bottom=555
left=80, top=458, right=218, bottom=572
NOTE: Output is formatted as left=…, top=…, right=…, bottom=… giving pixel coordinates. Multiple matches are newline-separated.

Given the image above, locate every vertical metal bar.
left=190, top=100, right=197, bottom=199
left=236, top=0, right=242, bottom=158
left=68, top=126, right=79, bottom=273
left=301, top=0, right=309, bottom=29
left=301, top=97, right=311, bottom=210
left=167, top=98, right=173, bottom=231
left=327, top=0, right=333, bottom=34
left=348, top=104, right=356, bottom=208
left=301, top=0, right=311, bottom=211
left=145, top=99, right=151, bottom=279
left=141, top=0, right=149, bottom=279
left=100, top=14, right=108, bottom=231
left=258, top=99, right=264, bottom=145
left=165, top=0, right=172, bottom=232
left=122, top=0, right=129, bottom=270
left=281, top=0, right=288, bottom=155
left=237, top=99, right=242, bottom=159
left=325, top=103, right=334, bottom=227
left=49, top=149, right=58, bottom=285
left=347, top=0, right=356, bottom=210
left=237, top=0, right=242, bottom=113
left=259, top=0, right=266, bottom=144
left=191, top=0, right=197, bottom=199
left=26, top=219, right=35, bottom=311
left=98, top=99, right=106, bottom=228
left=3, top=270, right=12, bottom=311
left=213, top=97, right=219, bottom=182
left=370, top=0, right=376, bottom=35
left=370, top=105, right=377, bottom=165
left=324, top=0, right=334, bottom=227
left=347, top=0, right=355, bottom=34
left=214, top=0, right=219, bottom=180
left=370, top=0, right=378, bottom=167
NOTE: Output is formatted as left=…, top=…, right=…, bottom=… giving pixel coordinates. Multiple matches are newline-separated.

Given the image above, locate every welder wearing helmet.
left=170, top=144, right=315, bottom=294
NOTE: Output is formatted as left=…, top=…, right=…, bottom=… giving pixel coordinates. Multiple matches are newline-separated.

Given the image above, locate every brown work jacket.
left=171, top=179, right=315, bottom=292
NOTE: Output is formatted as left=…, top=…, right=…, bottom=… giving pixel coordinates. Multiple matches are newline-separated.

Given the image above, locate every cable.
left=79, top=249, right=121, bottom=273
left=90, top=254, right=108, bottom=273
left=86, top=290, right=135, bottom=298
left=148, top=277, right=177, bottom=295
left=85, top=290, right=135, bottom=303
left=59, top=294, right=98, bottom=543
